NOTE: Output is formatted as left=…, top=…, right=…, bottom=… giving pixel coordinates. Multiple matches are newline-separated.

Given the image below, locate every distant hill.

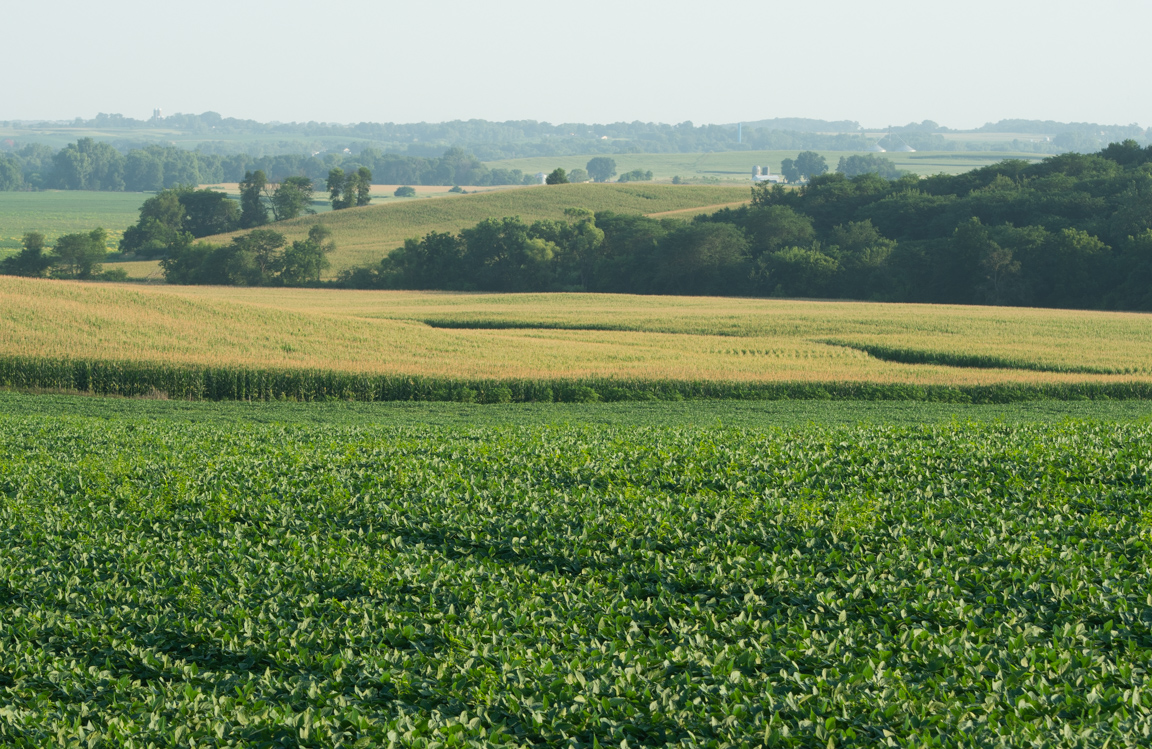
left=200, top=183, right=752, bottom=275
left=731, top=118, right=862, bottom=132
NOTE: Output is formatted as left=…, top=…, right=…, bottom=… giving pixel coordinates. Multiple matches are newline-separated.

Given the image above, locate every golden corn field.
left=4, top=276, right=1152, bottom=387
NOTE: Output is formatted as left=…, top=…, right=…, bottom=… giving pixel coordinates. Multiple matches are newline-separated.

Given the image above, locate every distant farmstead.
left=752, top=166, right=783, bottom=184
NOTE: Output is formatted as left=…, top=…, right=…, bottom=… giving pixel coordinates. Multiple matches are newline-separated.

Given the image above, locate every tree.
left=795, top=151, right=829, bottom=179
left=394, top=185, right=416, bottom=197
left=327, top=167, right=372, bottom=209
left=586, top=157, right=617, bottom=183
left=227, top=229, right=286, bottom=285
left=545, top=168, right=569, bottom=185
left=460, top=217, right=557, bottom=290
left=120, top=190, right=186, bottom=256
left=649, top=223, right=751, bottom=296
left=52, top=138, right=125, bottom=190
left=780, top=158, right=800, bottom=183
left=124, top=150, right=164, bottom=191
left=836, top=154, right=904, bottom=180
left=0, top=156, right=23, bottom=191
left=120, top=188, right=238, bottom=257
left=178, top=188, right=241, bottom=237
left=742, top=205, right=816, bottom=257
left=0, top=233, right=52, bottom=277
left=353, top=167, right=373, bottom=207
left=378, top=231, right=466, bottom=289
left=51, top=228, right=107, bottom=279
left=560, top=208, right=605, bottom=289
left=761, top=247, right=839, bottom=297
left=271, top=176, right=314, bottom=221
left=239, top=170, right=269, bottom=227
left=280, top=225, right=336, bottom=285
left=617, top=169, right=653, bottom=183
left=567, top=168, right=589, bottom=183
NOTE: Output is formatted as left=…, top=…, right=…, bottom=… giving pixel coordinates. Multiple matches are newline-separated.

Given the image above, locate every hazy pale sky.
left=6, top=0, right=1149, bottom=129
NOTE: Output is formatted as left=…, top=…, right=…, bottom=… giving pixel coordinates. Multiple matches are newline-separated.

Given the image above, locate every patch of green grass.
left=0, top=190, right=147, bottom=254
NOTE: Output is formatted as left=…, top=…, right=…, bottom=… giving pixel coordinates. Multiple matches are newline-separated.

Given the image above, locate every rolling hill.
left=193, top=183, right=752, bottom=276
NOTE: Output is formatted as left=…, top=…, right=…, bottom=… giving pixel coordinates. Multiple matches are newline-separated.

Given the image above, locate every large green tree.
left=0, top=233, right=52, bottom=277
left=119, top=188, right=239, bottom=257
left=795, top=151, right=829, bottom=179
left=239, top=171, right=270, bottom=228
left=836, top=154, right=903, bottom=180
left=52, top=138, right=125, bottom=190
left=279, top=225, right=335, bottom=285
left=51, top=228, right=107, bottom=279
left=327, top=167, right=372, bottom=209
left=586, top=157, right=617, bottom=183
left=270, top=176, right=314, bottom=221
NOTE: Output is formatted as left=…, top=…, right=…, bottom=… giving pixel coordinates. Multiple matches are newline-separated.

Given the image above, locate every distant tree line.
left=6, top=112, right=1146, bottom=160
left=336, top=141, right=1152, bottom=311
left=0, top=141, right=536, bottom=192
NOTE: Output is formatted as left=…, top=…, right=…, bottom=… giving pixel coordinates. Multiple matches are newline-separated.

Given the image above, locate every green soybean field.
left=1, top=398, right=1150, bottom=747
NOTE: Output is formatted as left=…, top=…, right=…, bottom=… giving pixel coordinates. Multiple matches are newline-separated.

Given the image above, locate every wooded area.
left=340, top=142, right=1152, bottom=310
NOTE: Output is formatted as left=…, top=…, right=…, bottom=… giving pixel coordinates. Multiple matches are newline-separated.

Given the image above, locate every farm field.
left=0, top=190, right=147, bottom=255
left=0, top=398, right=1149, bottom=745
left=4, top=277, right=1152, bottom=397
left=192, top=184, right=753, bottom=277
left=481, top=150, right=1047, bottom=183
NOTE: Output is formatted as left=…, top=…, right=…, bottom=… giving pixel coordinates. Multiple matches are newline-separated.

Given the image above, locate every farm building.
left=752, top=166, right=783, bottom=183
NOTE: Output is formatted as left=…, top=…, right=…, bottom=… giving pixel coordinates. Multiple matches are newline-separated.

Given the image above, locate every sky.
left=6, top=0, right=1150, bottom=129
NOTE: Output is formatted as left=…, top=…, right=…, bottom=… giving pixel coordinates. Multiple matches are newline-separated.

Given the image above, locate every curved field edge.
left=817, top=340, right=1136, bottom=375
left=4, top=355, right=1152, bottom=404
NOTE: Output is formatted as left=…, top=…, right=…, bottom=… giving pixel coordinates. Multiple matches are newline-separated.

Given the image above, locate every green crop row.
left=0, top=413, right=1150, bottom=746
left=4, top=354, right=1152, bottom=405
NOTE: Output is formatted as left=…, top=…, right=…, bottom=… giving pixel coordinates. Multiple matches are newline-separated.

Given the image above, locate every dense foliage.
left=0, top=229, right=124, bottom=281
left=351, top=142, right=1152, bottom=310
left=160, top=225, right=336, bottom=287
left=0, top=141, right=538, bottom=192
left=119, top=187, right=241, bottom=257
left=5, top=114, right=1147, bottom=164
left=1, top=408, right=1149, bottom=746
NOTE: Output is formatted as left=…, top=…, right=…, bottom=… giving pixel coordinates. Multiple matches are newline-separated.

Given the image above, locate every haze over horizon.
left=5, top=0, right=1149, bottom=130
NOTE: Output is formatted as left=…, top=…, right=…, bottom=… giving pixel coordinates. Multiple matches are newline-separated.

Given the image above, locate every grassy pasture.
left=196, top=183, right=752, bottom=276
left=3, top=277, right=1152, bottom=388
left=481, top=149, right=1047, bottom=183
left=0, top=190, right=147, bottom=255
